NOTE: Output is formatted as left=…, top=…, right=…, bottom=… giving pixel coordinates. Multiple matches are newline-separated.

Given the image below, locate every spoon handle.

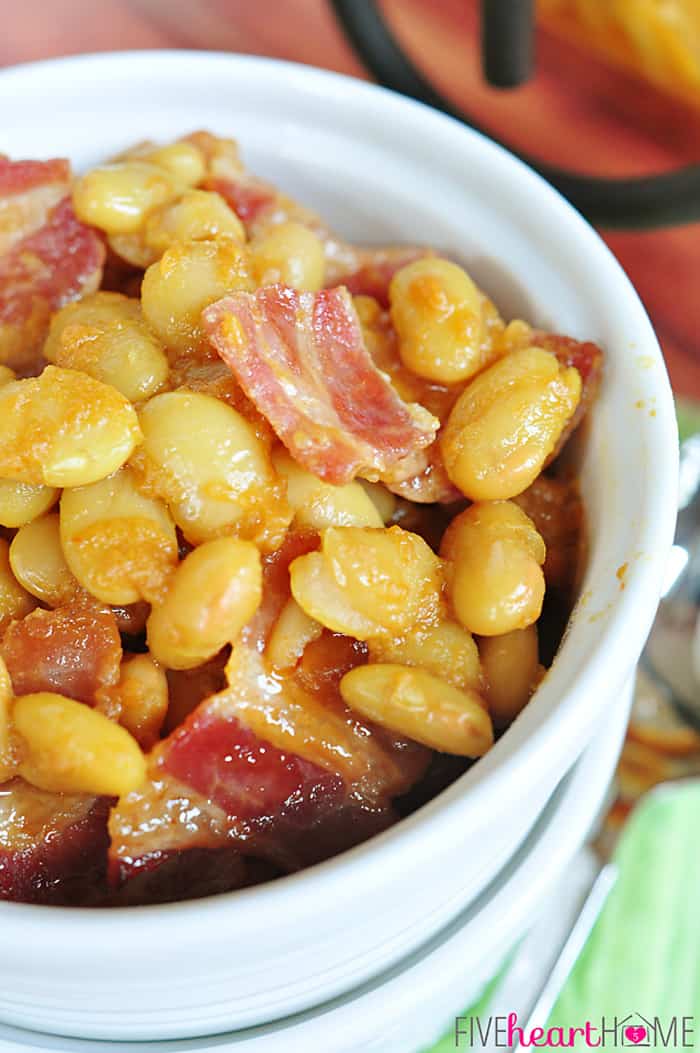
left=509, top=863, right=618, bottom=1051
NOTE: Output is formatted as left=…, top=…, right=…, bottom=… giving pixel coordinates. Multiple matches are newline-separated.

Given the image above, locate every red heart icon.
left=625, top=1025, right=648, bottom=1044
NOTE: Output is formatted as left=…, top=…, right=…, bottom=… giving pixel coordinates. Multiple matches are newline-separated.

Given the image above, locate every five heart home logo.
left=455, top=1009, right=696, bottom=1047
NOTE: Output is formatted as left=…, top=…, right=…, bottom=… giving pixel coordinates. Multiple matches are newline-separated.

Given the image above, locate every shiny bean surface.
left=479, top=625, right=541, bottom=727
left=10, top=514, right=78, bottom=607
left=141, top=238, right=252, bottom=351
left=147, top=537, right=262, bottom=669
left=441, top=347, right=581, bottom=499
left=14, top=692, right=146, bottom=796
left=0, top=538, right=36, bottom=631
left=132, top=390, right=289, bottom=549
left=0, top=479, right=58, bottom=528
left=250, top=221, right=325, bottom=291
left=60, top=465, right=178, bottom=605
left=340, top=663, right=493, bottom=756
left=0, top=367, right=141, bottom=488
left=442, top=501, right=545, bottom=636
left=273, top=448, right=382, bottom=530
left=390, top=257, right=489, bottom=384
left=291, top=525, right=442, bottom=640
left=115, top=654, right=169, bottom=750
left=44, top=292, right=168, bottom=403
left=73, top=161, right=181, bottom=235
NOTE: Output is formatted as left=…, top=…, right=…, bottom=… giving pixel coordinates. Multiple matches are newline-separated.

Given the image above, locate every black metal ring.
left=330, top=0, right=700, bottom=230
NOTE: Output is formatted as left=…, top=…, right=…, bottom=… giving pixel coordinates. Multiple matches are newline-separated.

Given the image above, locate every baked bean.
left=13, top=692, right=146, bottom=796
left=273, top=448, right=382, bottom=530
left=368, top=619, right=482, bottom=693
left=250, top=221, right=325, bottom=291
left=60, top=465, right=178, bottom=606
left=115, top=654, right=168, bottom=750
left=441, top=501, right=545, bottom=636
left=0, top=538, right=36, bottom=631
left=266, top=597, right=323, bottom=671
left=389, top=257, right=489, bottom=384
left=144, top=189, right=245, bottom=257
left=0, top=366, right=141, bottom=488
left=0, top=480, right=58, bottom=528
left=44, top=292, right=168, bottom=403
left=147, top=537, right=262, bottom=670
left=72, top=161, right=181, bottom=235
left=359, top=480, right=397, bottom=524
left=141, top=141, right=206, bottom=186
left=0, top=656, right=16, bottom=782
left=340, top=663, right=493, bottom=756
left=290, top=525, right=442, bottom=640
left=141, top=238, right=252, bottom=352
left=440, top=347, right=581, bottom=499
left=131, top=390, right=290, bottom=549
left=479, top=625, right=541, bottom=727
left=10, top=514, right=78, bottom=607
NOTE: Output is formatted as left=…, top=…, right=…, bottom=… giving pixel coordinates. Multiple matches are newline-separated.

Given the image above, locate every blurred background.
left=3, top=0, right=700, bottom=401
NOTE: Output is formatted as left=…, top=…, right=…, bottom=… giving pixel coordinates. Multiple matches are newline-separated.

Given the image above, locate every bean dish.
left=0, top=133, right=602, bottom=905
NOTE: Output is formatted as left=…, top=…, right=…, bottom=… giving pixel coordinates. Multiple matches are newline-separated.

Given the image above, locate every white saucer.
left=0, top=693, right=629, bottom=1053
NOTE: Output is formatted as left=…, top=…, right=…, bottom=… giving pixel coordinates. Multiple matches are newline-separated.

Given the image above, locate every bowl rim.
left=0, top=50, right=679, bottom=934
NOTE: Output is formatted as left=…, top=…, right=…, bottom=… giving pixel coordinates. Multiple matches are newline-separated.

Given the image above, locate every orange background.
left=2, top=0, right=699, bottom=398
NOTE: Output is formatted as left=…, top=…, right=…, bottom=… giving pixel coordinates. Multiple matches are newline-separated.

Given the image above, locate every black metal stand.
left=330, top=0, right=700, bottom=229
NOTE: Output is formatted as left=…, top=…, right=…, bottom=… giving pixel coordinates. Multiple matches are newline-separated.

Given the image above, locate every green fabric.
left=548, top=783, right=700, bottom=1049
left=425, top=783, right=700, bottom=1051
left=676, top=398, right=700, bottom=443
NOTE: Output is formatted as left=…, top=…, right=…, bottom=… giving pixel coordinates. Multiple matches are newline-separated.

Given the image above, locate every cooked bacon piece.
left=111, top=844, right=271, bottom=906
left=0, top=158, right=105, bottom=372
left=109, top=637, right=429, bottom=883
left=203, top=285, right=438, bottom=485
left=165, top=706, right=345, bottom=825
left=1, top=598, right=122, bottom=712
left=110, top=707, right=397, bottom=878
left=0, top=779, right=110, bottom=904
left=338, top=246, right=431, bottom=307
left=531, top=331, right=603, bottom=463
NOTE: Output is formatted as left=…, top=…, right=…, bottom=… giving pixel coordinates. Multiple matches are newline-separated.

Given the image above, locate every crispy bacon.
left=203, top=284, right=438, bottom=485
left=0, top=598, right=122, bottom=712
left=0, top=157, right=105, bottom=372
left=109, top=637, right=429, bottom=884
left=0, top=779, right=110, bottom=904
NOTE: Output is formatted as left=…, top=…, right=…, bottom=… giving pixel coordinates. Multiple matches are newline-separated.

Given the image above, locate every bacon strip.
left=0, top=157, right=105, bottom=372
left=0, top=780, right=110, bottom=905
left=203, top=284, right=438, bottom=485
left=109, top=636, right=429, bottom=883
left=0, top=598, right=122, bottom=712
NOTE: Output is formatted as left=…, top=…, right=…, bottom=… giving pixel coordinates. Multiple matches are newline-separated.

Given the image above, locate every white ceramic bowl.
left=0, top=683, right=632, bottom=1053
left=0, top=51, right=677, bottom=1042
